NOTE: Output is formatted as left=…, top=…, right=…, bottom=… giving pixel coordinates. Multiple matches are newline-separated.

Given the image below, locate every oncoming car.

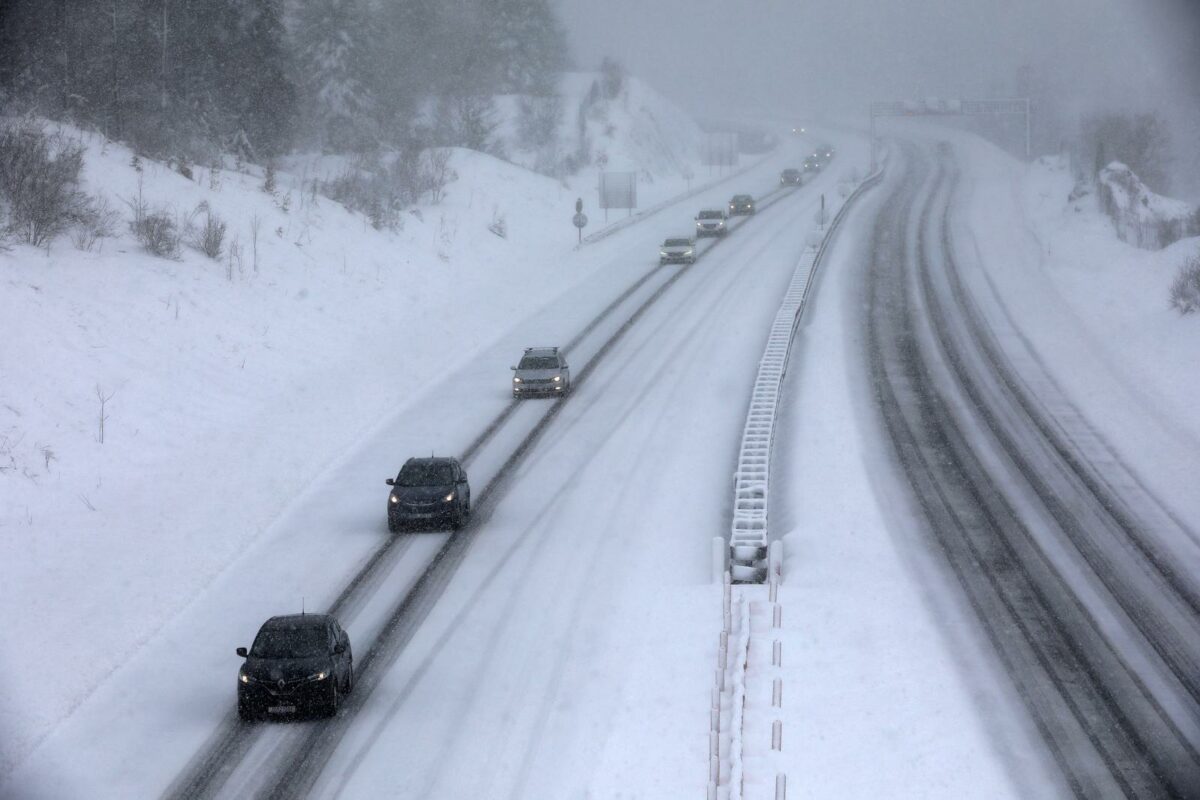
left=237, top=613, right=353, bottom=720
left=728, top=194, right=756, bottom=215
left=779, top=168, right=802, bottom=186
left=694, top=209, right=728, bottom=238
left=512, top=346, right=571, bottom=398
left=386, top=456, right=471, bottom=530
left=660, top=237, right=696, bottom=265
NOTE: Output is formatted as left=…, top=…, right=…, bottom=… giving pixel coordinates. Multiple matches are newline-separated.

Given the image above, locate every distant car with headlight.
left=386, top=456, right=470, bottom=530
left=694, top=210, right=728, bottom=238
left=511, top=346, right=570, bottom=398
left=660, top=237, right=696, bottom=264
left=780, top=168, right=802, bottom=186
left=728, top=194, right=756, bottom=216
left=237, top=613, right=353, bottom=720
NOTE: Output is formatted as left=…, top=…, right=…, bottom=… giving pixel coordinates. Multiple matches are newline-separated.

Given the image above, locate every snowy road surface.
left=859, top=140, right=1200, bottom=797
left=7, top=127, right=1196, bottom=800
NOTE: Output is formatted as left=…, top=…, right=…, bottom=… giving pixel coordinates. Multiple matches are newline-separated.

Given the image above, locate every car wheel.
left=324, top=680, right=340, bottom=718
left=238, top=695, right=258, bottom=722
left=387, top=516, right=398, bottom=533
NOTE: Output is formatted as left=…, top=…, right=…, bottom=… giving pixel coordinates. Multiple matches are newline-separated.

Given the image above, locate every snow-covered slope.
left=1097, top=160, right=1200, bottom=250
left=497, top=71, right=706, bottom=184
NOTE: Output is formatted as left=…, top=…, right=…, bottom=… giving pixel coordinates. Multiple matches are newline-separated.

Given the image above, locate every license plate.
left=267, top=705, right=296, bottom=714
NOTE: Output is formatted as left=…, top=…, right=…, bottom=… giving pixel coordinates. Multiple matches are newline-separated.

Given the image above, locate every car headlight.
left=553, top=375, right=562, bottom=383
left=660, top=250, right=669, bottom=256
left=239, top=672, right=250, bottom=684
left=513, top=377, right=522, bottom=383
left=390, top=494, right=398, bottom=504
left=443, top=492, right=455, bottom=503
left=313, top=671, right=328, bottom=681
left=684, top=249, right=694, bottom=255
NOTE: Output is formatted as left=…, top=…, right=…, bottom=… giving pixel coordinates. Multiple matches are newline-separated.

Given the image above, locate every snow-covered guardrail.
left=725, top=163, right=886, bottom=583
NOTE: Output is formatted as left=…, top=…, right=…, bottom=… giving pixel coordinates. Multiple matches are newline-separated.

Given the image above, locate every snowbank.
left=1097, top=160, right=1200, bottom=250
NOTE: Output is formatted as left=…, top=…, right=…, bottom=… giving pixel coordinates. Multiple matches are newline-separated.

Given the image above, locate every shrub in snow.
left=488, top=209, right=507, bottom=239
left=1169, top=254, right=1200, bottom=315
left=130, top=208, right=181, bottom=259
left=600, top=57, right=624, bottom=100
left=185, top=202, right=226, bottom=260
left=0, top=121, right=96, bottom=247
left=70, top=196, right=120, bottom=252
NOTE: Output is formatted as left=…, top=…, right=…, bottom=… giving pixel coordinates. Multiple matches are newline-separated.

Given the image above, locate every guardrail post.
left=712, top=537, right=727, bottom=584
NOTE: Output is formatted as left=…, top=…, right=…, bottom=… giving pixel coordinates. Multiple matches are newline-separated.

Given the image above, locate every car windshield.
left=698, top=211, right=723, bottom=219
left=664, top=239, right=690, bottom=247
left=518, top=356, right=559, bottom=370
left=398, top=462, right=455, bottom=486
left=251, top=626, right=326, bottom=659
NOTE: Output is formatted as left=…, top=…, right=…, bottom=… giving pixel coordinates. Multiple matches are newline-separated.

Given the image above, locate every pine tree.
left=221, top=0, right=297, bottom=157
left=295, top=0, right=375, bottom=151
left=480, top=0, right=567, bottom=94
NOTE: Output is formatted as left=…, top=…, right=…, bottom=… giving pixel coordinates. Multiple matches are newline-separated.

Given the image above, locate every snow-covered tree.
left=294, top=0, right=375, bottom=151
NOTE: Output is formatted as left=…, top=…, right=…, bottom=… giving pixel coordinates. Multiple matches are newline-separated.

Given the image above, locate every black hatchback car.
left=237, top=613, right=353, bottom=720
left=728, top=194, right=756, bottom=215
left=386, top=456, right=470, bottom=531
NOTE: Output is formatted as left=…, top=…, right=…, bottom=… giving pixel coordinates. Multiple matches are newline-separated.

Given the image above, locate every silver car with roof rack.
left=512, top=347, right=571, bottom=398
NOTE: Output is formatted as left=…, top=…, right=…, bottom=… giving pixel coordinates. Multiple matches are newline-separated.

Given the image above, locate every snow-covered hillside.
left=497, top=71, right=707, bottom=183
left=1096, top=160, right=1200, bottom=250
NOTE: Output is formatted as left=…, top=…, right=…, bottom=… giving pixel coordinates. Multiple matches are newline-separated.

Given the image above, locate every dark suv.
left=237, top=614, right=353, bottom=720
left=511, top=347, right=570, bottom=398
left=779, top=168, right=802, bottom=186
left=728, top=194, right=756, bottom=215
left=387, top=457, right=470, bottom=531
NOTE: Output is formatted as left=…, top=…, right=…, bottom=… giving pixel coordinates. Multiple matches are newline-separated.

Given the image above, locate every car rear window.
left=398, top=462, right=455, bottom=486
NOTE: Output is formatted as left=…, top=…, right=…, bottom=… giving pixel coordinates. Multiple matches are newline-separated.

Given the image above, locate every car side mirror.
left=333, top=642, right=346, bottom=654
left=510, top=366, right=517, bottom=371
left=236, top=647, right=248, bottom=658
left=385, top=478, right=395, bottom=486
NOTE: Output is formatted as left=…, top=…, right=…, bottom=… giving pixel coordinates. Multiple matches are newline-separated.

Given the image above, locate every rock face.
left=1098, top=161, right=1200, bottom=250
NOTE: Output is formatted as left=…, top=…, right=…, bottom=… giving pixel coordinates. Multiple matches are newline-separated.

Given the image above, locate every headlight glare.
left=390, top=494, right=398, bottom=504
left=513, top=377, right=522, bottom=383
left=239, top=672, right=249, bottom=684
left=443, top=492, right=455, bottom=502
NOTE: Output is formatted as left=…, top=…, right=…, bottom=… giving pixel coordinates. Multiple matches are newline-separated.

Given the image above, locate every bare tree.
left=95, top=384, right=114, bottom=444
left=249, top=213, right=260, bottom=272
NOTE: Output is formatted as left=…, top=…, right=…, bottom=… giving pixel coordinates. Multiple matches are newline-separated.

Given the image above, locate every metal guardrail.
left=727, top=161, right=887, bottom=583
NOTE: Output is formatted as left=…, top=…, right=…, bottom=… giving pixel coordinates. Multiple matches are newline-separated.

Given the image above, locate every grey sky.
left=557, top=0, right=1199, bottom=123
